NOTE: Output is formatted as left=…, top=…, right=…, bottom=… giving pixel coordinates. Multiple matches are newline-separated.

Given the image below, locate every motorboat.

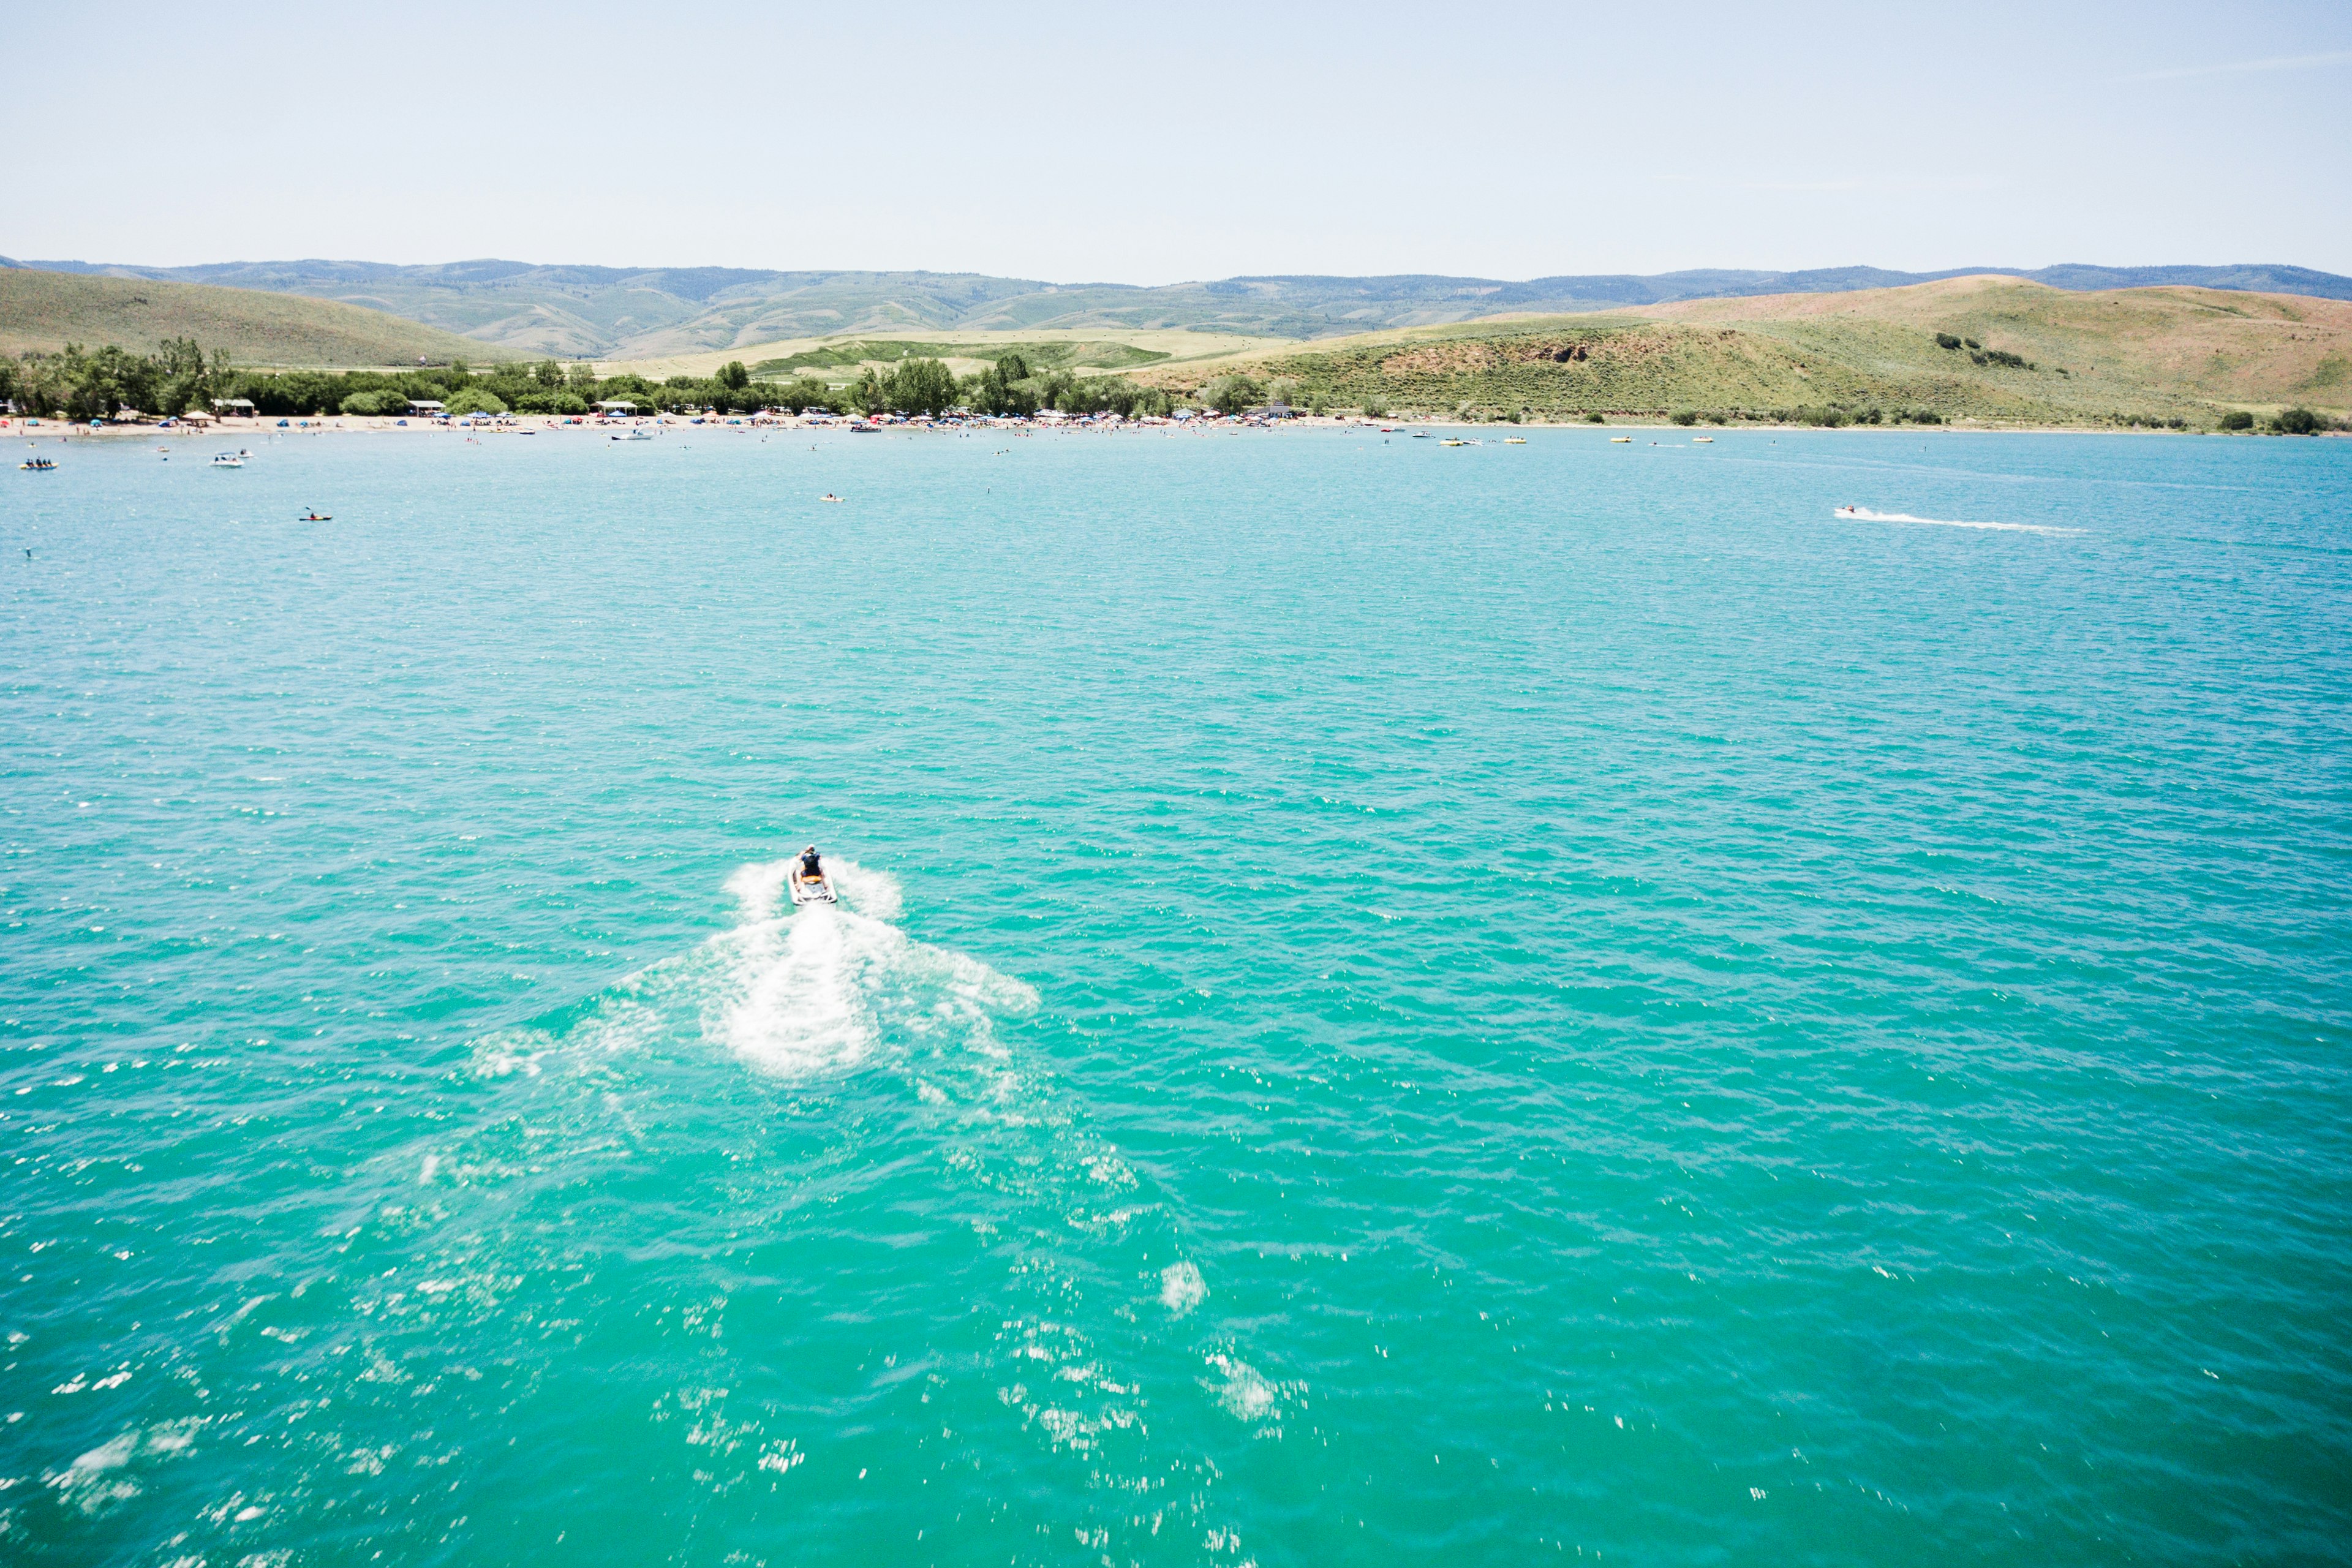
left=789, top=865, right=838, bottom=905
left=211, top=452, right=244, bottom=467
left=1504, top=436, right=1527, bottom=444
left=1692, top=436, right=1714, bottom=443
left=1610, top=435, right=1633, bottom=443
left=611, top=426, right=654, bottom=442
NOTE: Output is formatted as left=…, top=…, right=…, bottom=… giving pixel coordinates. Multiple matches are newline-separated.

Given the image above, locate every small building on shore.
left=408, top=399, right=447, bottom=417
left=595, top=400, right=638, bottom=416
left=211, top=398, right=257, bottom=419
left=1245, top=402, right=1298, bottom=420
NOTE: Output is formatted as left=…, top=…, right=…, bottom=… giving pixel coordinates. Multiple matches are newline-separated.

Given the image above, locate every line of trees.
left=2, top=342, right=1180, bottom=421
left=0, top=338, right=233, bottom=420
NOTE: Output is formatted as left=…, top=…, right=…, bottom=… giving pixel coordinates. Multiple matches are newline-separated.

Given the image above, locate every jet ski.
left=788, top=865, right=837, bottom=906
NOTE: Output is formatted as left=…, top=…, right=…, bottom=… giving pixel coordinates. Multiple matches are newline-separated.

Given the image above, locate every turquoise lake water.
left=3, top=425, right=2348, bottom=1564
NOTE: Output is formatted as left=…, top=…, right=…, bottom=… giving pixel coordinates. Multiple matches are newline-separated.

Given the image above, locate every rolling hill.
left=1148, top=276, right=2352, bottom=426
left=10, top=255, right=2349, bottom=361
left=0, top=267, right=522, bottom=367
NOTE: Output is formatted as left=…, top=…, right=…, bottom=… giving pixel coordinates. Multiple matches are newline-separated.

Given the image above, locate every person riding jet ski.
left=790, top=844, right=839, bottom=906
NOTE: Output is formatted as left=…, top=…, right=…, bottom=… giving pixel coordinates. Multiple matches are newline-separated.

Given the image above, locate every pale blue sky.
left=12, top=1, right=2350, bottom=280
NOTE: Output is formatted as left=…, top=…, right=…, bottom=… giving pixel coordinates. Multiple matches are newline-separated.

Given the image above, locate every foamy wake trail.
left=708, top=857, right=1027, bottom=1076
left=1832, top=506, right=2078, bottom=535
left=476, top=857, right=1031, bottom=1082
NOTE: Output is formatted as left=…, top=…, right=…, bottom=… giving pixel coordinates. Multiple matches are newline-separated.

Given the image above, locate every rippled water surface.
left=4, top=426, right=2348, bottom=1564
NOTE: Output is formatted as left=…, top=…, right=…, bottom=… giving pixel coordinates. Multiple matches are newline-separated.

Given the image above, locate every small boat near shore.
left=20, top=455, right=57, bottom=471
left=211, top=452, right=244, bottom=467
left=1610, top=435, right=1633, bottom=443
left=611, top=426, right=654, bottom=442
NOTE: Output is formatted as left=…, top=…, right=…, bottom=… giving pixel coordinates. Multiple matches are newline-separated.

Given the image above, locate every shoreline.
left=8, top=412, right=2334, bottom=443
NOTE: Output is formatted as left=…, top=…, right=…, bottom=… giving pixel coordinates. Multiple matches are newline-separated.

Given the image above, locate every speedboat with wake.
left=788, top=845, right=838, bottom=906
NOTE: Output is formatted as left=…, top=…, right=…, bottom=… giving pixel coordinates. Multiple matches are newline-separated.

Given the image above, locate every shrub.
left=1362, top=395, right=1390, bottom=418
left=339, top=389, right=402, bottom=415
left=1671, top=409, right=1698, bottom=426
left=2218, top=410, right=2255, bottom=431
left=1585, top=411, right=1605, bottom=423
left=1935, top=333, right=1962, bottom=350
left=1963, top=338, right=1981, bottom=350
left=442, top=388, right=508, bottom=416
left=2272, top=406, right=2322, bottom=435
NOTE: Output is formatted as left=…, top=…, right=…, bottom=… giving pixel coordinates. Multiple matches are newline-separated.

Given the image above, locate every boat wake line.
left=1831, top=505, right=2079, bottom=535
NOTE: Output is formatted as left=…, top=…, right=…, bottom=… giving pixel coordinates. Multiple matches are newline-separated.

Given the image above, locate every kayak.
left=788, top=868, right=837, bottom=906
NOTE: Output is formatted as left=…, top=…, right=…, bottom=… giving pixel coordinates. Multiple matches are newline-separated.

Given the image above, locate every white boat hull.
left=788, top=871, right=837, bottom=907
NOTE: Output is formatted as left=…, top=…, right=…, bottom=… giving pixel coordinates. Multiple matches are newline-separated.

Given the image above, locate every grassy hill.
left=0, top=267, right=521, bottom=367
left=613, top=326, right=1288, bottom=383
left=17, top=257, right=2352, bottom=361
left=1151, top=277, right=2352, bottom=426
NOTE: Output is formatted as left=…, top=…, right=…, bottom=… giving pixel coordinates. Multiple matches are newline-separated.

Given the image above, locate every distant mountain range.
left=6, top=256, right=2348, bottom=360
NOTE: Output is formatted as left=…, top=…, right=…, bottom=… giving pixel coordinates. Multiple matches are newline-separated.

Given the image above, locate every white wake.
left=474, top=855, right=1033, bottom=1082
left=1830, top=506, right=2079, bottom=535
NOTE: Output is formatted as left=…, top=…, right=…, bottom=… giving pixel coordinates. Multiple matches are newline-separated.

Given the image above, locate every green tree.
left=443, top=388, right=509, bottom=417
left=2218, top=410, right=2254, bottom=431
left=1202, top=374, right=1264, bottom=416
left=718, top=360, right=751, bottom=391
left=844, top=366, right=886, bottom=415
left=884, top=357, right=957, bottom=417
left=2272, top=406, right=2322, bottom=434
